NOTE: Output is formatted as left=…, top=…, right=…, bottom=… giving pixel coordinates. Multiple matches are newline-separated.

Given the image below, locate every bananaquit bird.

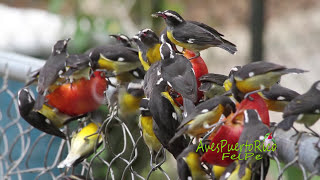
left=238, top=109, right=270, bottom=179
left=132, top=28, right=161, bottom=71
left=34, top=38, right=71, bottom=110
left=149, top=79, right=188, bottom=158
left=110, top=34, right=146, bottom=84
left=258, top=84, right=300, bottom=112
left=152, top=10, right=237, bottom=58
left=18, top=88, right=66, bottom=139
left=278, top=80, right=320, bottom=132
left=87, top=35, right=141, bottom=74
left=170, top=95, right=235, bottom=142
left=159, top=34, right=198, bottom=102
left=176, top=144, right=208, bottom=180
left=118, top=79, right=145, bottom=119
left=199, top=73, right=228, bottom=100
left=58, top=122, right=102, bottom=168
left=230, top=61, right=307, bottom=101
left=138, top=98, right=162, bottom=159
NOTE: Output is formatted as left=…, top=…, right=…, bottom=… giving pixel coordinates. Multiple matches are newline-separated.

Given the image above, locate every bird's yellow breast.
left=138, top=51, right=151, bottom=71
left=139, top=116, right=162, bottom=152
left=119, top=92, right=143, bottom=113
left=146, top=43, right=161, bottom=64
left=185, top=152, right=207, bottom=179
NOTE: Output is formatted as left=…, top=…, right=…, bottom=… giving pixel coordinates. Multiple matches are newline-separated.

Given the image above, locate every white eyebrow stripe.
left=142, top=28, right=153, bottom=33
left=164, top=12, right=183, bottom=22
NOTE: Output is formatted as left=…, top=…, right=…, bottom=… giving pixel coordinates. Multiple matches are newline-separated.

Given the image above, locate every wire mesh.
left=1, top=60, right=320, bottom=180
left=0, top=62, right=170, bottom=180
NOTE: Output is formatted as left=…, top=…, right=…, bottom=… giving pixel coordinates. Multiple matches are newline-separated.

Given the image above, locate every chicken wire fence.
left=1, top=55, right=320, bottom=180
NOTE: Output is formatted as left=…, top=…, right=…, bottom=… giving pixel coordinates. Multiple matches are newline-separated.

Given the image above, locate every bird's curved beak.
left=151, top=11, right=165, bottom=18
left=109, top=34, right=118, bottom=39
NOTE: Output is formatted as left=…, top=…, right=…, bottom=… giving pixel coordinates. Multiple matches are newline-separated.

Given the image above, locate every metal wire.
left=1, top=59, right=320, bottom=180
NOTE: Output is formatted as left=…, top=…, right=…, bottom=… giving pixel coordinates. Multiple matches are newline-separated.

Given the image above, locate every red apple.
left=46, top=71, right=108, bottom=116
left=183, top=50, right=208, bottom=102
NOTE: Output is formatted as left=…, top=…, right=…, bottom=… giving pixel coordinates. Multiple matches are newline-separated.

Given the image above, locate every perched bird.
left=159, top=34, right=198, bottom=102
left=58, top=122, right=102, bottom=168
left=278, top=80, right=320, bottom=131
left=87, top=35, right=141, bottom=74
left=258, top=84, right=300, bottom=112
left=230, top=62, right=306, bottom=101
left=34, top=38, right=71, bottom=110
left=149, top=80, right=188, bottom=158
left=118, top=79, right=145, bottom=119
left=199, top=73, right=228, bottom=100
left=170, top=95, right=235, bottom=142
left=152, top=10, right=237, bottom=58
left=138, top=98, right=162, bottom=159
left=18, top=88, right=66, bottom=139
left=237, top=109, right=270, bottom=178
left=132, top=29, right=161, bottom=71
left=176, top=145, right=208, bottom=180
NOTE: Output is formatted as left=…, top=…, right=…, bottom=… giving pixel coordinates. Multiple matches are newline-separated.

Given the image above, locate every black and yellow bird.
left=159, top=34, right=198, bottom=102
left=152, top=10, right=237, bottom=58
left=199, top=73, right=228, bottom=100
left=34, top=38, right=71, bottom=110
left=18, top=88, right=66, bottom=139
left=238, top=109, right=270, bottom=179
left=118, top=79, right=145, bottom=119
left=229, top=62, right=307, bottom=101
left=138, top=98, right=162, bottom=159
left=132, top=28, right=161, bottom=71
left=170, top=95, right=235, bottom=142
left=87, top=35, right=141, bottom=74
left=176, top=144, right=208, bottom=180
left=148, top=79, right=188, bottom=158
left=278, top=80, right=320, bottom=132
left=58, top=122, right=102, bottom=168
left=258, top=84, right=300, bottom=112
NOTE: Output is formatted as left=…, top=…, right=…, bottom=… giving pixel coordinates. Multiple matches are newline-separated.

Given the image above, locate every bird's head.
left=52, top=38, right=70, bottom=55
left=18, top=88, right=35, bottom=116
left=138, top=28, right=159, bottom=47
left=152, top=10, right=185, bottom=27
left=109, top=34, right=132, bottom=47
